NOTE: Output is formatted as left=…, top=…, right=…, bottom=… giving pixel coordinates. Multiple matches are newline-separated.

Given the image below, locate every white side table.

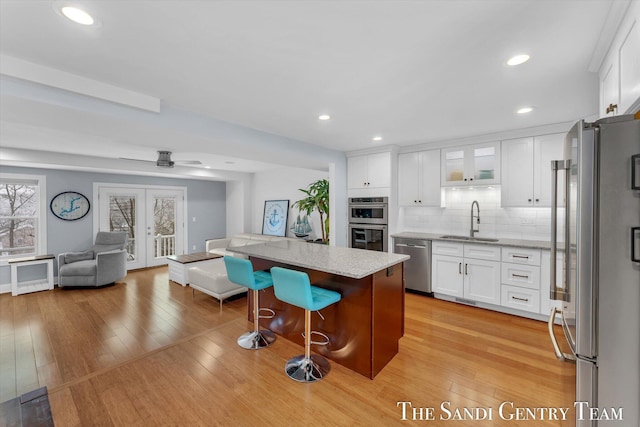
left=166, top=252, right=222, bottom=286
left=8, top=254, right=55, bottom=296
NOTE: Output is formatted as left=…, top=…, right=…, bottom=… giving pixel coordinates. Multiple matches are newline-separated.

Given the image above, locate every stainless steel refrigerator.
left=548, top=114, right=640, bottom=426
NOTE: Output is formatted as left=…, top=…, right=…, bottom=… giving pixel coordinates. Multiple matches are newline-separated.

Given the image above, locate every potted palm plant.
left=292, top=178, right=329, bottom=244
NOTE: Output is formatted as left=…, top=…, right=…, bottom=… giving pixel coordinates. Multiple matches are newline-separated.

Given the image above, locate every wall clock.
left=50, top=191, right=91, bottom=221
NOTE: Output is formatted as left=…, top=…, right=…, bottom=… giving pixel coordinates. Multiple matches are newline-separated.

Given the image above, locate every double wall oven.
left=348, top=197, right=388, bottom=252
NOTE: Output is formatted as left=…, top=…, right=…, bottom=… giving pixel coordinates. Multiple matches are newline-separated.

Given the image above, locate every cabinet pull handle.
left=464, top=263, right=468, bottom=275
left=512, top=274, right=530, bottom=279
left=459, top=262, right=462, bottom=274
left=512, top=296, right=529, bottom=302
left=512, top=255, right=530, bottom=259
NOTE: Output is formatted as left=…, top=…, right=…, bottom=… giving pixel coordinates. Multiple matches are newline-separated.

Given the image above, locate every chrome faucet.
left=470, top=200, right=480, bottom=237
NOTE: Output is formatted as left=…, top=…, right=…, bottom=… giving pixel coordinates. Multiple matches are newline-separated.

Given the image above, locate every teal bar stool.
left=224, top=256, right=276, bottom=349
left=270, top=266, right=341, bottom=383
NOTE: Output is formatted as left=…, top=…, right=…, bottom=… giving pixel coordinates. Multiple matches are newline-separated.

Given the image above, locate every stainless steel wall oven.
left=348, top=197, right=388, bottom=252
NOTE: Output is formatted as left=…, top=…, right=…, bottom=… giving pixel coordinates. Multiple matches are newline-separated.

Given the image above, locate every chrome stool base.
left=237, top=330, right=276, bottom=350
left=285, top=354, right=331, bottom=383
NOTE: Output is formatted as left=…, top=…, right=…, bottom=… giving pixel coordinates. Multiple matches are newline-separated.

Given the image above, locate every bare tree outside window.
left=153, top=197, right=175, bottom=257
left=0, top=183, right=38, bottom=256
left=109, top=196, right=136, bottom=260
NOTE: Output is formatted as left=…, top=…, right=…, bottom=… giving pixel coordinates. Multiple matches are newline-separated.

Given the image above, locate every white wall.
left=398, top=187, right=560, bottom=241
left=252, top=167, right=329, bottom=241
left=226, top=174, right=253, bottom=237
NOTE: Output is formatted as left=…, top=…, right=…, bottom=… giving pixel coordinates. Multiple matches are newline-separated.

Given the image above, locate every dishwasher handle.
left=395, top=243, right=426, bottom=249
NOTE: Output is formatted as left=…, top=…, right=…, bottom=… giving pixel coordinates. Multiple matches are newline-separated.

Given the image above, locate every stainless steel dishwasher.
left=393, top=237, right=432, bottom=295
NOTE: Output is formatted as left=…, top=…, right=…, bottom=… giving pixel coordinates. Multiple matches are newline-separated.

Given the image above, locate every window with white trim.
left=0, top=174, right=47, bottom=259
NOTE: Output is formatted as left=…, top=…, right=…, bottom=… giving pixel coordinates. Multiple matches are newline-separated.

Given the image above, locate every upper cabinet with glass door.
left=441, top=142, right=500, bottom=186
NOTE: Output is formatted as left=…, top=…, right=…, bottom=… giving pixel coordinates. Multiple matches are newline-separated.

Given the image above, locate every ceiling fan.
left=119, top=151, right=202, bottom=168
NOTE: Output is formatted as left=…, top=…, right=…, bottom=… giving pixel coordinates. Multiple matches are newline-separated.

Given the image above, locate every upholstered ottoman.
left=188, top=258, right=247, bottom=310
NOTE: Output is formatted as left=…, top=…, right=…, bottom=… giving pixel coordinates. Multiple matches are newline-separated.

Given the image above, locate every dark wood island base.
left=249, top=257, right=404, bottom=379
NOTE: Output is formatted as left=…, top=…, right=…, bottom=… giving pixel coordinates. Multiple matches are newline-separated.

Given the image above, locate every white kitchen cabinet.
left=432, top=254, right=464, bottom=297
left=464, top=258, right=501, bottom=305
left=599, top=1, right=640, bottom=117
left=441, top=142, right=500, bottom=186
left=348, top=152, right=391, bottom=190
left=501, top=133, right=564, bottom=207
left=432, top=242, right=501, bottom=304
left=398, top=150, right=441, bottom=207
left=500, top=247, right=542, bottom=314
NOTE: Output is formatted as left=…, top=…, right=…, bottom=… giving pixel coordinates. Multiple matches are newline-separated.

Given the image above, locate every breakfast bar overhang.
left=231, top=240, right=409, bottom=379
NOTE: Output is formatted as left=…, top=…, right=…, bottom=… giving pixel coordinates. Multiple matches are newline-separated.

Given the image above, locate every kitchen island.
left=231, top=239, right=409, bottom=379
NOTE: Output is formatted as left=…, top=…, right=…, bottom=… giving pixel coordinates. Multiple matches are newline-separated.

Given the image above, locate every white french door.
left=95, top=184, right=185, bottom=270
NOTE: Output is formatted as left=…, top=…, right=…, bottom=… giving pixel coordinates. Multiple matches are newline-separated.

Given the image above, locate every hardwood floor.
left=1, top=267, right=576, bottom=426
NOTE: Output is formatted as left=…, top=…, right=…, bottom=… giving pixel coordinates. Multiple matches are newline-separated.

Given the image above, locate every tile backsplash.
left=397, top=187, right=563, bottom=241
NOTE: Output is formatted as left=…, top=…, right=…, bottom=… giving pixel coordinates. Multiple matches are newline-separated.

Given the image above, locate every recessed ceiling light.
left=507, top=54, right=530, bottom=66
left=318, top=114, right=331, bottom=121
left=517, top=107, right=533, bottom=114
left=61, top=6, right=95, bottom=25
left=372, top=136, right=383, bottom=141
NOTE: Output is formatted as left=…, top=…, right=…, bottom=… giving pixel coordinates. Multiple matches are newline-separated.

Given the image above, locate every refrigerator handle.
left=547, top=308, right=576, bottom=362
left=563, top=159, right=571, bottom=301
left=550, top=161, right=559, bottom=299
left=550, top=160, right=570, bottom=301
left=632, top=227, right=640, bottom=263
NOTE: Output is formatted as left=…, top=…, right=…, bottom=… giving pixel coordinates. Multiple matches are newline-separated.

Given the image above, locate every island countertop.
left=230, top=239, right=409, bottom=279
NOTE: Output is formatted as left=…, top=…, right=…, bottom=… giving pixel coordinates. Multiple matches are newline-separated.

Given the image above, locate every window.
left=0, top=174, right=47, bottom=260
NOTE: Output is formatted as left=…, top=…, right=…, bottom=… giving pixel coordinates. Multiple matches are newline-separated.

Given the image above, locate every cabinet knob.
left=469, top=178, right=473, bottom=181
left=535, top=198, right=540, bottom=202
left=464, top=178, right=468, bottom=181
left=418, top=200, right=422, bottom=203
left=528, top=198, right=532, bottom=202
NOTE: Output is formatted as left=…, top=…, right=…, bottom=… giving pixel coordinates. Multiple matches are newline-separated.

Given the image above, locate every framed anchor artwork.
left=262, top=199, right=289, bottom=237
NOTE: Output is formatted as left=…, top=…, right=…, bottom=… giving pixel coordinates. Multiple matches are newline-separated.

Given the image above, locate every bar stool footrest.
left=285, top=354, right=331, bottom=383
left=301, top=330, right=330, bottom=346
left=258, top=307, right=275, bottom=319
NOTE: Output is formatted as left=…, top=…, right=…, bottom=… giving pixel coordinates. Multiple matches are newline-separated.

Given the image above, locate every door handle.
left=459, top=262, right=462, bottom=274
left=632, top=227, right=640, bottom=263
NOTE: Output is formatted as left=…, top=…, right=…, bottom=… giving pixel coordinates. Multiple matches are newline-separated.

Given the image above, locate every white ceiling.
left=0, top=0, right=627, bottom=177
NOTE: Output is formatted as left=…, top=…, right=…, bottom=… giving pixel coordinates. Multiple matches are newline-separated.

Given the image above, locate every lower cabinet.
left=432, top=242, right=501, bottom=305
left=432, top=241, right=559, bottom=320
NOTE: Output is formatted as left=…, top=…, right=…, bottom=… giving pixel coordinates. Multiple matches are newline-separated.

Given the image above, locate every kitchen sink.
left=440, top=235, right=471, bottom=240
left=439, top=235, right=500, bottom=243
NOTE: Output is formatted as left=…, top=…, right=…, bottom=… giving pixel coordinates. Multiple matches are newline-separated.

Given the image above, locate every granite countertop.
left=230, top=240, right=409, bottom=279
left=390, top=232, right=552, bottom=250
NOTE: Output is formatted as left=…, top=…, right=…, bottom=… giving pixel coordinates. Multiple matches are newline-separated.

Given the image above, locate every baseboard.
left=0, top=276, right=59, bottom=295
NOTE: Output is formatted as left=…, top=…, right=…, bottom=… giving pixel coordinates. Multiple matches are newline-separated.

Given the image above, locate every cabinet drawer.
left=463, top=244, right=501, bottom=261
left=432, top=241, right=464, bottom=257
left=501, top=285, right=540, bottom=313
left=501, top=263, right=540, bottom=289
left=501, top=247, right=541, bottom=265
